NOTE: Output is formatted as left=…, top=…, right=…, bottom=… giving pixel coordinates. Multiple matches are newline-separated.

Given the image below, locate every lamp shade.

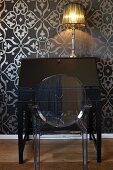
left=62, top=3, right=85, bottom=25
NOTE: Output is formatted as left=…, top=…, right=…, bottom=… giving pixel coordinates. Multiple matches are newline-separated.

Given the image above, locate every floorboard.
left=0, top=139, right=113, bottom=169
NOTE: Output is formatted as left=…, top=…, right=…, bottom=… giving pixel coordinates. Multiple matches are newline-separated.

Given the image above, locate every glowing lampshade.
left=62, top=3, right=85, bottom=26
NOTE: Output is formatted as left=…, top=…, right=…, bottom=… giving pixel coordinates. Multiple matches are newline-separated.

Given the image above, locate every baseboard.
left=0, top=134, right=81, bottom=139
left=101, top=133, right=113, bottom=138
left=0, top=134, right=113, bottom=139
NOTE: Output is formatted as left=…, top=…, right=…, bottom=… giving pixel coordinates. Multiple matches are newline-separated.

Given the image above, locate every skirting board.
left=0, top=134, right=113, bottom=139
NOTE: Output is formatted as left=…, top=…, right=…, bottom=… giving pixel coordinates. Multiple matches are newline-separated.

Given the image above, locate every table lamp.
left=62, top=2, right=85, bottom=57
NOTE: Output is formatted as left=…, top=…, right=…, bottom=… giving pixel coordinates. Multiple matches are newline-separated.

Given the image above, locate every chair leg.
left=33, top=116, right=40, bottom=170
left=34, top=133, right=40, bottom=170
left=82, top=132, right=88, bottom=170
left=25, top=109, right=30, bottom=141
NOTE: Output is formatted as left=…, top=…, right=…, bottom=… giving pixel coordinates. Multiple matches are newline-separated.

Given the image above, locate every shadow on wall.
left=47, top=28, right=103, bottom=58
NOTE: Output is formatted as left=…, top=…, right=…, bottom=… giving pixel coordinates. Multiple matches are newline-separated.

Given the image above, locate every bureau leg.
left=18, top=103, right=24, bottom=164
left=97, top=131, right=101, bottom=162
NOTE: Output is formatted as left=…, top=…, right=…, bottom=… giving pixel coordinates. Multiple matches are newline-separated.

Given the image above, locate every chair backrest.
left=36, top=74, right=86, bottom=128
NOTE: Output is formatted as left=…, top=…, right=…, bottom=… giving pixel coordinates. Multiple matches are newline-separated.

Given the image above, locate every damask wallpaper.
left=0, top=0, right=113, bottom=134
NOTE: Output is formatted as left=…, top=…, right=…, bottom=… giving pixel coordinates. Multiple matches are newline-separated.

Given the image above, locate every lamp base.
left=70, top=51, right=77, bottom=58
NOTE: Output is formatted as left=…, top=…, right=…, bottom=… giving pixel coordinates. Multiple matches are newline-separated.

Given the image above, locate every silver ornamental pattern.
left=0, top=0, right=113, bottom=133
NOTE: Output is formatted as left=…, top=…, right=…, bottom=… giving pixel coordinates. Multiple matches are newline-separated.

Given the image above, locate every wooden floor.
left=0, top=138, right=113, bottom=169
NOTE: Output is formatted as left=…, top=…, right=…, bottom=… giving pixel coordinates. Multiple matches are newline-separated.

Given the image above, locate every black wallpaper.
left=0, top=0, right=113, bottom=134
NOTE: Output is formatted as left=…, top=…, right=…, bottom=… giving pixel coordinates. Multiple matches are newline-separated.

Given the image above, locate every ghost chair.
left=32, top=74, right=91, bottom=170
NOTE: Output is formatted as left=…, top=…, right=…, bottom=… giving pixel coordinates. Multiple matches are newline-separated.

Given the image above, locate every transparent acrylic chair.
left=33, top=74, right=90, bottom=170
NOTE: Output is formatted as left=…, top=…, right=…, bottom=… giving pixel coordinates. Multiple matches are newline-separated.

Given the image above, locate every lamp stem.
left=70, top=24, right=77, bottom=58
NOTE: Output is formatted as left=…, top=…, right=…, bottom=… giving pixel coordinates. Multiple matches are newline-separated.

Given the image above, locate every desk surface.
left=19, top=57, right=99, bottom=88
